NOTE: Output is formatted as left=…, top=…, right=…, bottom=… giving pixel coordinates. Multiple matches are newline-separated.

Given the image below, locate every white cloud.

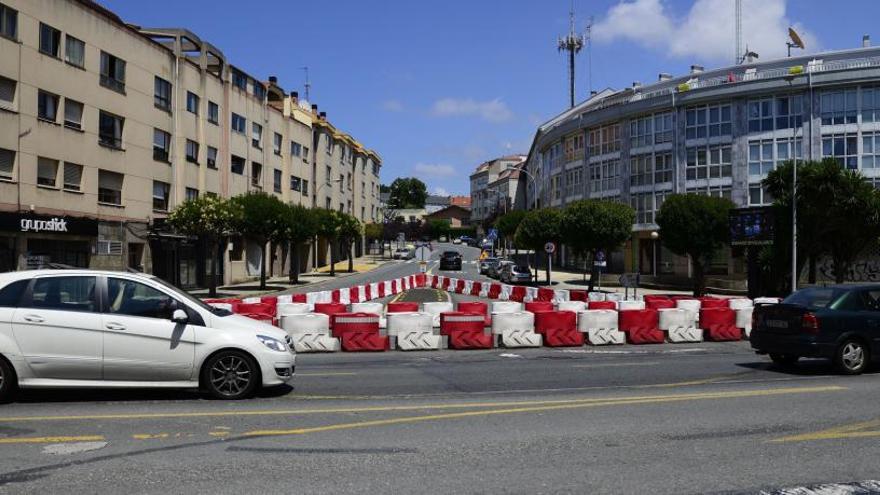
left=430, top=98, right=513, bottom=123
left=431, top=186, right=451, bottom=196
left=593, top=0, right=817, bottom=63
left=414, top=162, right=457, bottom=178
left=381, top=99, right=404, bottom=112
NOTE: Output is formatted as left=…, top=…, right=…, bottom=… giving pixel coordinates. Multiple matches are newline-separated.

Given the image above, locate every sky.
left=102, top=0, right=880, bottom=197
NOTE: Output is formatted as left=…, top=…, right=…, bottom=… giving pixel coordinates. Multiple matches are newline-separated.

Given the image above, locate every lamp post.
left=650, top=230, right=659, bottom=277
left=784, top=74, right=799, bottom=293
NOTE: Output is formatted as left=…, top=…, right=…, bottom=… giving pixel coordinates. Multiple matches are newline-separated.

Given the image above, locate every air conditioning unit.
left=97, top=239, right=123, bottom=255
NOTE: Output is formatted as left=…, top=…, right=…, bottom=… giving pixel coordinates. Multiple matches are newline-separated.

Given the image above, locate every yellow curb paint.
left=770, top=418, right=880, bottom=443
left=0, top=435, right=105, bottom=445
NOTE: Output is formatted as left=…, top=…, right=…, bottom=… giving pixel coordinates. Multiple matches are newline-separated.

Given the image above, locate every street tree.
left=561, top=200, right=635, bottom=287
left=167, top=195, right=235, bottom=297
left=387, top=177, right=428, bottom=209
left=364, top=223, right=383, bottom=242
left=495, top=210, right=527, bottom=257
left=656, top=194, right=735, bottom=296
left=279, top=204, right=317, bottom=284
left=313, top=208, right=343, bottom=276
left=427, top=219, right=451, bottom=240
left=515, top=208, right=562, bottom=283
left=228, top=192, right=286, bottom=290
left=338, top=214, right=363, bottom=273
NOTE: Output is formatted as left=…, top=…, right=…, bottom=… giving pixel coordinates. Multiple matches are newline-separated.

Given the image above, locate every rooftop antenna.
left=558, top=0, right=586, bottom=108
left=787, top=27, right=805, bottom=57
left=735, top=0, right=742, bottom=65
left=586, top=15, right=594, bottom=95
left=300, top=66, right=311, bottom=101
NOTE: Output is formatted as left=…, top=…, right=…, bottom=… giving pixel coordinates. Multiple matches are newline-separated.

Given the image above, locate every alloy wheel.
left=209, top=355, right=252, bottom=397
left=841, top=342, right=865, bottom=371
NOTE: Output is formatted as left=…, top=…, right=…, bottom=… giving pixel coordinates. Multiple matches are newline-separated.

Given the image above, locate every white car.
left=452, top=238, right=462, bottom=245
left=0, top=270, right=295, bottom=402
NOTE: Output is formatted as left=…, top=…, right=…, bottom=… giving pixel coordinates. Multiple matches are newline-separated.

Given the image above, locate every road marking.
left=0, top=435, right=105, bottom=445
left=42, top=441, right=108, bottom=455
left=770, top=418, right=880, bottom=443
left=573, top=361, right=661, bottom=369
left=242, top=385, right=844, bottom=439
left=388, top=291, right=405, bottom=304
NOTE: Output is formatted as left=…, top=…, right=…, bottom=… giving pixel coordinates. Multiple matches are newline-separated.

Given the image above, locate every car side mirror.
left=171, top=309, right=188, bottom=323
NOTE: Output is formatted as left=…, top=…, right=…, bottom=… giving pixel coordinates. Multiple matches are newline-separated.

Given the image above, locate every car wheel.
left=834, top=339, right=870, bottom=375
left=769, top=353, right=799, bottom=366
left=0, top=358, right=17, bottom=403
left=202, top=350, right=259, bottom=400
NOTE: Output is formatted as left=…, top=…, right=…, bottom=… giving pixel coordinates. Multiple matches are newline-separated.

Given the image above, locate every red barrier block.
left=440, top=312, right=493, bottom=349
left=533, top=311, right=583, bottom=347
left=488, top=283, right=501, bottom=299
left=699, top=307, right=741, bottom=341
left=291, top=293, right=307, bottom=303
left=525, top=301, right=554, bottom=313
left=618, top=309, right=664, bottom=344
left=415, top=273, right=426, bottom=287
left=510, top=286, right=527, bottom=302
left=349, top=286, right=360, bottom=303
left=364, top=284, right=372, bottom=301
left=331, top=313, right=387, bottom=352
left=259, top=295, right=278, bottom=306
left=646, top=298, right=675, bottom=310
left=587, top=301, right=617, bottom=310
left=441, top=277, right=452, bottom=291
left=537, top=288, right=555, bottom=302
left=235, top=302, right=274, bottom=316
left=699, top=298, right=727, bottom=309
left=669, top=295, right=696, bottom=301
left=391, top=280, right=398, bottom=294
left=643, top=295, right=670, bottom=304
left=569, top=290, right=588, bottom=302
left=378, top=283, right=386, bottom=298
left=471, top=281, right=482, bottom=296
left=457, top=301, right=490, bottom=326
left=314, top=302, right=347, bottom=329
left=387, top=301, right=419, bottom=313
left=448, top=330, right=494, bottom=349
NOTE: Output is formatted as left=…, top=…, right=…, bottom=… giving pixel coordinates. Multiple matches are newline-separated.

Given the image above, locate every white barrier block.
left=386, top=312, right=432, bottom=336
left=499, top=284, right=512, bottom=301
left=501, top=329, right=542, bottom=348
left=402, top=277, right=410, bottom=291
left=491, top=311, right=535, bottom=335
left=277, top=294, right=293, bottom=304
left=553, top=289, right=570, bottom=304
left=728, top=298, right=753, bottom=311
left=479, top=284, right=490, bottom=298
left=351, top=302, right=387, bottom=328
left=491, top=301, right=523, bottom=314
left=423, top=302, right=454, bottom=327
left=587, top=328, right=625, bottom=345
left=754, top=297, right=781, bottom=305
left=675, top=299, right=701, bottom=323
left=383, top=281, right=393, bottom=297
left=436, top=276, right=445, bottom=289
left=558, top=301, right=587, bottom=313
left=280, top=313, right=330, bottom=335
left=618, top=300, right=646, bottom=311
left=369, top=282, right=380, bottom=300
left=337, top=287, right=351, bottom=306
left=659, top=308, right=702, bottom=342
left=525, top=287, right=539, bottom=302
left=577, top=309, right=618, bottom=332
left=605, top=293, right=622, bottom=303
left=305, top=291, right=321, bottom=307
left=241, top=296, right=261, bottom=304
left=318, top=290, right=332, bottom=304
left=463, top=280, right=474, bottom=295
left=397, top=330, right=442, bottom=350
left=276, top=302, right=311, bottom=316
left=666, top=327, right=703, bottom=343
left=736, top=307, right=754, bottom=337
left=587, top=292, right=606, bottom=302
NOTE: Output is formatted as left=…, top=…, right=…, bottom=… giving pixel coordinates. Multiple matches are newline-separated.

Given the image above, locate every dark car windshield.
left=782, top=287, right=848, bottom=310
left=514, top=266, right=530, bottom=273
left=442, top=251, right=459, bottom=257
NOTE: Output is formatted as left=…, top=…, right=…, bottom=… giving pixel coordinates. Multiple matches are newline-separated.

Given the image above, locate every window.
left=231, top=113, right=245, bottom=133
left=98, top=111, right=124, bottom=148
left=37, top=90, right=59, bottom=122
left=339, top=174, right=345, bottom=192
left=630, top=154, right=653, bottom=187
left=0, top=279, right=27, bottom=307
left=253, top=82, right=265, bottom=100
left=0, top=76, right=15, bottom=107
left=302, top=179, right=309, bottom=195
left=273, top=133, right=282, bottom=155
left=588, top=124, right=620, bottom=156
left=823, top=133, right=858, bottom=169
left=863, top=132, right=880, bottom=169
left=563, top=133, right=585, bottom=161
left=748, top=96, right=803, bottom=132
left=589, top=158, right=619, bottom=194
left=153, top=129, right=171, bottom=162
left=29, top=276, right=96, bottom=313
left=152, top=180, right=170, bottom=211
left=37, top=157, right=58, bottom=187
left=62, top=162, right=83, bottom=191
left=686, top=185, right=732, bottom=200
left=748, top=140, right=774, bottom=176
left=0, top=3, right=17, bottom=40
left=0, top=148, right=13, bottom=180
left=207, top=146, right=218, bottom=169
left=252, top=122, right=262, bottom=148
left=776, top=137, right=803, bottom=166
left=291, top=141, right=302, bottom=157
left=654, top=112, right=673, bottom=144
left=186, top=91, right=199, bottom=114
left=154, top=76, right=171, bottom=111
left=686, top=144, right=732, bottom=179
left=863, top=87, right=880, bottom=123
left=630, top=117, right=653, bottom=148
left=326, top=136, right=332, bottom=154
left=686, top=103, right=732, bottom=139
left=231, top=155, right=245, bottom=174
left=290, top=175, right=301, bottom=191
left=96, top=239, right=122, bottom=255
left=775, top=95, right=803, bottom=129
left=99, top=51, right=126, bottom=93
left=39, top=23, right=61, bottom=57
left=749, top=184, right=774, bottom=206
left=63, top=98, right=83, bottom=130
left=748, top=98, right=774, bottom=132
left=631, top=192, right=658, bottom=224
left=98, top=169, right=123, bottom=205
left=185, top=140, right=199, bottom=164
left=185, top=187, right=199, bottom=201
left=273, top=169, right=282, bottom=193
left=65, top=35, right=85, bottom=68
left=821, top=89, right=857, bottom=125
left=654, top=152, right=673, bottom=183
left=303, top=146, right=310, bottom=163
left=232, top=69, right=247, bottom=90
left=207, top=101, right=219, bottom=124
left=251, top=162, right=262, bottom=187
left=106, top=278, right=175, bottom=320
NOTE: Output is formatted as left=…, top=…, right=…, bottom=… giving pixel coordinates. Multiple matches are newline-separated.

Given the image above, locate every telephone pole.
left=558, top=2, right=586, bottom=108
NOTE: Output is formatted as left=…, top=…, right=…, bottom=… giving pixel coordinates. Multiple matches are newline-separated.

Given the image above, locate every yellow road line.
left=770, top=418, right=880, bottom=443
left=388, top=291, right=405, bottom=304
left=243, top=385, right=844, bottom=438
left=0, top=435, right=105, bottom=445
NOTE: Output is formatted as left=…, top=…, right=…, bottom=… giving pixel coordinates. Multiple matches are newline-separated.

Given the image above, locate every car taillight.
left=801, top=312, right=820, bottom=335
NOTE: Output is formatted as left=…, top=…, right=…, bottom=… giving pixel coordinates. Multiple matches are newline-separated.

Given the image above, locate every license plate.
left=766, top=319, right=789, bottom=329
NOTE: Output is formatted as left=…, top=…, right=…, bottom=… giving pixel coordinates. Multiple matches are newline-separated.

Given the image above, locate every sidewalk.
left=188, top=254, right=392, bottom=299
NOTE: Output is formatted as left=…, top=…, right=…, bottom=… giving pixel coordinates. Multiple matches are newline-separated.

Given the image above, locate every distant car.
left=439, top=251, right=463, bottom=271
left=500, top=264, right=532, bottom=284
left=452, top=238, right=462, bottom=245
left=439, top=236, right=448, bottom=243
left=751, top=285, right=880, bottom=374
left=489, top=260, right=514, bottom=279
left=393, top=248, right=413, bottom=260
left=479, top=257, right=499, bottom=275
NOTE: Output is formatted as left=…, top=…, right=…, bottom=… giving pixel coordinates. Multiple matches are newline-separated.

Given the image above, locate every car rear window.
left=782, top=288, right=847, bottom=310
left=0, top=279, right=30, bottom=308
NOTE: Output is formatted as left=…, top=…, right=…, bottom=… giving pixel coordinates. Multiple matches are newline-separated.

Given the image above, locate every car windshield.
left=151, top=276, right=230, bottom=316
left=443, top=252, right=458, bottom=257
left=782, top=288, right=848, bottom=310
left=514, top=266, right=530, bottom=273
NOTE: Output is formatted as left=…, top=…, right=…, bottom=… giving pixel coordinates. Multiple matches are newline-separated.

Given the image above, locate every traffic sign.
left=544, top=242, right=556, bottom=254
left=487, top=228, right=498, bottom=241
left=415, top=246, right=432, bottom=262
left=594, top=250, right=607, bottom=267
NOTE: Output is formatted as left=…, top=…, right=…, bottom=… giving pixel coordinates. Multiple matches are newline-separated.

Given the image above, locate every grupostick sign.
left=0, top=212, right=99, bottom=236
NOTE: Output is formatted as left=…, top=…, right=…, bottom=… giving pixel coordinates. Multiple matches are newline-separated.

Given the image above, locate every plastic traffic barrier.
left=455, top=279, right=466, bottom=294
left=491, top=301, right=523, bottom=314
left=735, top=307, right=754, bottom=338
left=658, top=308, right=703, bottom=343
left=587, top=292, right=606, bottom=302
left=276, top=303, right=311, bottom=316
left=331, top=313, right=389, bottom=351
left=470, top=281, right=483, bottom=297
left=386, top=312, right=441, bottom=350
left=280, top=313, right=340, bottom=352
left=569, top=290, right=588, bottom=302
left=578, top=309, right=625, bottom=345
left=524, top=301, right=554, bottom=313
left=351, top=302, right=387, bottom=328
left=536, top=287, right=555, bottom=302
left=587, top=300, right=617, bottom=310
left=533, top=311, right=583, bottom=347
left=557, top=301, right=587, bottom=313
left=457, top=301, right=490, bottom=326
left=235, top=302, right=275, bottom=317
left=699, top=297, right=728, bottom=309
left=313, top=302, right=347, bottom=330
left=728, top=298, right=753, bottom=311
left=423, top=301, right=455, bottom=327
left=646, top=298, right=676, bottom=310
left=605, top=293, right=623, bottom=303
left=699, top=307, right=741, bottom=341
left=487, top=283, right=502, bottom=299
left=291, top=293, right=307, bottom=303
left=510, top=286, right=527, bottom=302
left=387, top=301, right=419, bottom=313
left=491, top=312, right=541, bottom=347
left=618, top=309, right=664, bottom=344
left=440, top=312, right=493, bottom=349
left=618, top=300, right=646, bottom=311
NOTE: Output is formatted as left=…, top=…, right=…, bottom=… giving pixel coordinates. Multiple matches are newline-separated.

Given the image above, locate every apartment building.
left=0, top=0, right=381, bottom=286
left=469, top=155, right=525, bottom=230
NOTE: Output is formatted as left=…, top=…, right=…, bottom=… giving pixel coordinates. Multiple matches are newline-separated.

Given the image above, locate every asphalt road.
left=4, top=245, right=880, bottom=494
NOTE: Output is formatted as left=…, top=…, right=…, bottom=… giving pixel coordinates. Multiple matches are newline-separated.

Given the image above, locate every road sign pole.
left=547, top=253, right=552, bottom=286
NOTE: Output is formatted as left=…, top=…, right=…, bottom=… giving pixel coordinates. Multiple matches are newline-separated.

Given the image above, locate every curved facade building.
left=523, top=44, right=880, bottom=282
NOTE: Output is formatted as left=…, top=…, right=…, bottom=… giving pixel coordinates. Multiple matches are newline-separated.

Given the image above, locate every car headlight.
left=257, top=334, right=288, bottom=352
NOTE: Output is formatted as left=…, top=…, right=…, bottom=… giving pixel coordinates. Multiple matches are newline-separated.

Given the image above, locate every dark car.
left=751, top=285, right=880, bottom=374
left=479, top=257, right=499, bottom=275
left=439, top=251, right=463, bottom=271
left=487, top=260, right=512, bottom=279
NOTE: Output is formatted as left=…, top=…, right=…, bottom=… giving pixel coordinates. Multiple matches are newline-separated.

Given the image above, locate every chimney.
left=864, top=35, right=872, bottom=47
left=658, top=72, right=673, bottom=82
left=690, top=65, right=704, bottom=74
left=319, top=111, right=326, bottom=120
left=268, top=75, right=278, bottom=84
left=289, top=91, right=298, bottom=103
left=311, top=104, right=318, bottom=114
left=590, top=90, right=598, bottom=97
left=632, top=81, right=641, bottom=89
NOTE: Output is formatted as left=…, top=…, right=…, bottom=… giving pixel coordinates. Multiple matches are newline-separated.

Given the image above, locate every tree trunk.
left=268, top=241, right=275, bottom=279
left=834, top=256, right=847, bottom=284
left=259, top=240, right=267, bottom=290
left=692, top=257, right=706, bottom=297
left=289, top=241, right=300, bottom=284
left=208, top=238, right=218, bottom=298
left=348, top=241, right=354, bottom=273
left=329, top=238, right=336, bottom=276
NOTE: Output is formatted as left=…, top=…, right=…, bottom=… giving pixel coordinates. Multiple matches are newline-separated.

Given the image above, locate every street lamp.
left=517, top=167, right=539, bottom=210
left=650, top=231, right=659, bottom=277
left=784, top=74, right=799, bottom=293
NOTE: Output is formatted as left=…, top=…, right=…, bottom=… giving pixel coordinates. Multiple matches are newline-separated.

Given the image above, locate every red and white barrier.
left=492, top=311, right=541, bottom=347
left=440, top=312, right=494, bottom=349
left=533, top=311, right=583, bottom=347
left=557, top=301, right=587, bottom=313
left=276, top=302, right=311, bottom=316
left=423, top=301, right=455, bottom=327
left=387, top=312, right=440, bottom=350
left=351, top=302, right=387, bottom=328
left=658, top=308, right=702, bottom=343
left=280, top=313, right=340, bottom=352
left=699, top=307, right=741, bottom=341
left=578, top=310, right=624, bottom=345
left=618, top=300, right=646, bottom=311
left=332, top=313, right=389, bottom=351
left=619, top=309, right=664, bottom=344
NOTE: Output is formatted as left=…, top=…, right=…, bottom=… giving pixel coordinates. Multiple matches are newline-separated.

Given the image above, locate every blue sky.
left=103, top=0, right=880, bottom=196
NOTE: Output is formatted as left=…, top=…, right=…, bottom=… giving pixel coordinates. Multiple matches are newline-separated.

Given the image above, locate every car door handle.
left=23, top=315, right=45, bottom=323
left=105, top=323, right=127, bottom=331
